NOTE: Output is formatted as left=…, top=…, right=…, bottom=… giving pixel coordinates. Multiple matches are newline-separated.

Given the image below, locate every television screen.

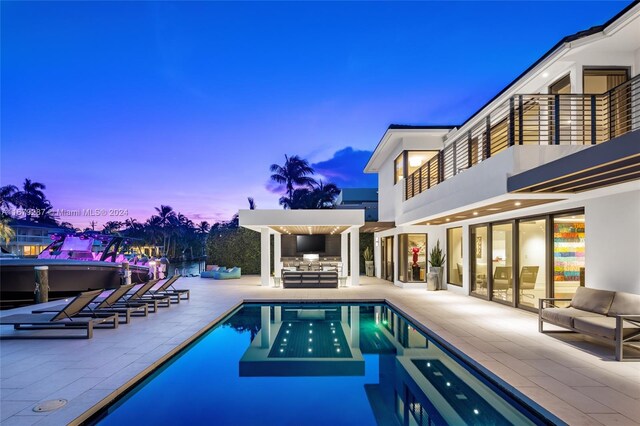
left=296, top=235, right=325, bottom=253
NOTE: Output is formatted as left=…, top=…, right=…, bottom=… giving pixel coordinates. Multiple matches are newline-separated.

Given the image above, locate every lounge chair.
left=32, top=283, right=148, bottom=324
left=112, top=279, right=171, bottom=312
left=0, top=290, right=118, bottom=339
left=150, top=276, right=189, bottom=302
left=214, top=267, right=241, bottom=280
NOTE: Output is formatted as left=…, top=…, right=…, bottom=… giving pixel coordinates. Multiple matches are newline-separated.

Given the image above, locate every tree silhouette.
left=269, top=155, right=317, bottom=201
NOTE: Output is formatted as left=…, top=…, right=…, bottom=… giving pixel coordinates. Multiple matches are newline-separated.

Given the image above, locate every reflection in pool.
left=94, top=304, right=559, bottom=425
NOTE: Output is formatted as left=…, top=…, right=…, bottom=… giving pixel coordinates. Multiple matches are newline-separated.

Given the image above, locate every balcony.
left=405, top=74, right=640, bottom=200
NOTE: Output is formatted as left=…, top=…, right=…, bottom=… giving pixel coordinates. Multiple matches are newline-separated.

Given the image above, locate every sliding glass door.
left=447, top=227, right=463, bottom=286
left=491, top=223, right=514, bottom=303
left=470, top=225, right=488, bottom=297
left=518, top=218, right=546, bottom=309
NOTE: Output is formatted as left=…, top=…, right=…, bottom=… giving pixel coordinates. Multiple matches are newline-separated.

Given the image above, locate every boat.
left=0, top=232, right=150, bottom=308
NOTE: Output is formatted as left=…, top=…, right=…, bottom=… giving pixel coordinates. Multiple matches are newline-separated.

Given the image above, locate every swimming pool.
left=90, top=304, right=563, bottom=425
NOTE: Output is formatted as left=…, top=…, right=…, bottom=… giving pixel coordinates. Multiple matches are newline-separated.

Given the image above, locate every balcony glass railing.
left=405, top=74, right=640, bottom=200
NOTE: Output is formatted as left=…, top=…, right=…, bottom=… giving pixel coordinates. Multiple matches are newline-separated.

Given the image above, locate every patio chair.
left=493, top=266, right=512, bottom=298
left=0, top=289, right=118, bottom=339
left=150, top=276, right=189, bottom=302
left=519, top=266, right=539, bottom=299
left=32, top=283, right=148, bottom=324
left=112, top=279, right=171, bottom=312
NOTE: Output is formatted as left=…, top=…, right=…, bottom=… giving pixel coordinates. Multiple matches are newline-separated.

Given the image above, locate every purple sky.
left=1, top=1, right=629, bottom=227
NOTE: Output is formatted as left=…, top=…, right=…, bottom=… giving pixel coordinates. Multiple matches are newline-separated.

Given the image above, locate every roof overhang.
left=508, top=130, right=640, bottom=194
left=239, top=209, right=365, bottom=234
left=364, top=126, right=455, bottom=174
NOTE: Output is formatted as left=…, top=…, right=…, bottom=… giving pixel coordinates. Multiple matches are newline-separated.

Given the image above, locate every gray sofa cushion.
left=608, top=291, right=640, bottom=317
left=541, top=307, right=601, bottom=328
left=570, top=287, right=615, bottom=315
left=573, top=316, right=640, bottom=340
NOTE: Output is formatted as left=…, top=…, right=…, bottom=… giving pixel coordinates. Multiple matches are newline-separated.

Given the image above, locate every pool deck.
left=1, top=276, right=639, bottom=425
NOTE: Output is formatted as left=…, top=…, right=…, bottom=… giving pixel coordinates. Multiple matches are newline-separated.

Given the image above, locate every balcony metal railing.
left=405, top=74, right=640, bottom=200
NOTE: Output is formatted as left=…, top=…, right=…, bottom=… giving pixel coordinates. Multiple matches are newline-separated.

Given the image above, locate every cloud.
left=312, top=147, right=377, bottom=188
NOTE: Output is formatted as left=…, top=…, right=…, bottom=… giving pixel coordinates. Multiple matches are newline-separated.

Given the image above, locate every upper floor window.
left=583, top=68, right=628, bottom=94
left=550, top=74, right=571, bottom=94
left=394, top=151, right=439, bottom=184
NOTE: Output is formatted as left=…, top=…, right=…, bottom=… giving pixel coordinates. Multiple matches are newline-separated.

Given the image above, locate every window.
left=583, top=68, right=628, bottom=94
left=550, top=74, right=571, bottom=94
left=447, top=227, right=463, bottom=286
left=398, top=234, right=427, bottom=283
left=394, top=151, right=438, bottom=185
left=518, top=218, right=546, bottom=309
left=394, top=153, right=404, bottom=184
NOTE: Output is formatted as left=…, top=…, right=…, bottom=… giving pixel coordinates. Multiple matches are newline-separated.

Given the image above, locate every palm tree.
left=0, top=185, right=18, bottom=214
left=279, top=188, right=313, bottom=209
left=102, top=221, right=123, bottom=235
left=22, top=178, right=46, bottom=200
left=154, top=205, right=175, bottom=255
left=0, top=216, right=15, bottom=245
left=312, top=181, right=341, bottom=208
left=269, top=155, right=317, bottom=201
left=196, top=221, right=211, bottom=234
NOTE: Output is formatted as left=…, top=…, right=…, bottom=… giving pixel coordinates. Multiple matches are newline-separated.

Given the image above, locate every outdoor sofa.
left=539, top=287, right=640, bottom=361
left=200, top=267, right=241, bottom=280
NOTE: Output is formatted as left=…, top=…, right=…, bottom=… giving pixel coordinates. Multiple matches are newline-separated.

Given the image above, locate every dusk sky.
left=1, top=1, right=630, bottom=227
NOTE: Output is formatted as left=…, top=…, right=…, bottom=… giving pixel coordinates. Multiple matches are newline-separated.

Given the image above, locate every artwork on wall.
left=475, top=236, right=483, bottom=258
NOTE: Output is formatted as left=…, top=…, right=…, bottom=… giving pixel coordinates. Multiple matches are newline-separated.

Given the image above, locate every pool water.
left=93, top=304, right=560, bottom=426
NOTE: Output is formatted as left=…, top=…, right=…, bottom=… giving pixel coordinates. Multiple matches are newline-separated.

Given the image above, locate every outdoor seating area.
left=200, top=266, right=242, bottom=280
left=539, top=287, right=640, bottom=361
left=0, top=276, right=189, bottom=340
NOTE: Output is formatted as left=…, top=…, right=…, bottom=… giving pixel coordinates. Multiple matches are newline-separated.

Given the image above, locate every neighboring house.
left=365, top=2, right=640, bottom=312
left=335, top=188, right=379, bottom=222
left=3, top=219, right=64, bottom=257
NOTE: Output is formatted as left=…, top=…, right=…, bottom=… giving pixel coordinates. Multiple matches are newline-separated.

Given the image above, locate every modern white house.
left=365, top=2, right=640, bottom=311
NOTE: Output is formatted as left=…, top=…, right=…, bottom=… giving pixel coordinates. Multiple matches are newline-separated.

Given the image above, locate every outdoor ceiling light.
left=515, top=202, right=522, bottom=206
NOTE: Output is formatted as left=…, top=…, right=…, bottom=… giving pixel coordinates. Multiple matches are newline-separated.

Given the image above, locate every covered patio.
left=239, top=209, right=365, bottom=287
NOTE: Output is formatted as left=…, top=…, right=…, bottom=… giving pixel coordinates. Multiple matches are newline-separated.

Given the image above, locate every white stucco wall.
left=585, top=190, right=640, bottom=294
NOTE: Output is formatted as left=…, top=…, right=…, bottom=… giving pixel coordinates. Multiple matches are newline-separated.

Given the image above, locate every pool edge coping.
left=70, top=297, right=568, bottom=426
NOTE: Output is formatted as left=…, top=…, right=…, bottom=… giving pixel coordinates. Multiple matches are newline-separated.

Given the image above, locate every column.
left=350, top=227, right=360, bottom=286
left=341, top=306, right=348, bottom=323
left=274, top=306, right=281, bottom=324
left=274, top=232, right=282, bottom=279
left=261, top=227, right=271, bottom=286
left=340, top=232, right=348, bottom=277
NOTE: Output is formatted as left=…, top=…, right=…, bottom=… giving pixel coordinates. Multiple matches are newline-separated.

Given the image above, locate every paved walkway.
left=1, top=276, right=639, bottom=425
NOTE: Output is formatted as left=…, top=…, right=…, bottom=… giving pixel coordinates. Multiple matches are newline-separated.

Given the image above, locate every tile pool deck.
left=1, top=276, right=639, bottom=425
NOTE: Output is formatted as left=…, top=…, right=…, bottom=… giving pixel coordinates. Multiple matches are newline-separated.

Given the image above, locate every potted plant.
left=363, top=246, right=374, bottom=277
left=428, top=240, right=446, bottom=290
